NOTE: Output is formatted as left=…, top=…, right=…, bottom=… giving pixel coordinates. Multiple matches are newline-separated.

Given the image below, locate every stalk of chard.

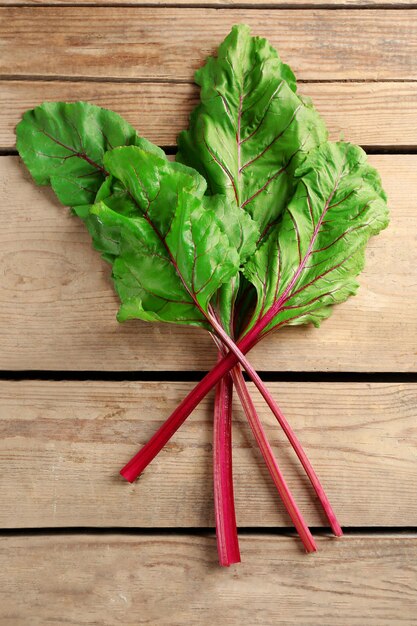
left=230, top=365, right=316, bottom=553
left=210, top=315, right=341, bottom=537
left=212, top=362, right=241, bottom=566
left=212, top=334, right=315, bottom=554
left=121, top=308, right=342, bottom=537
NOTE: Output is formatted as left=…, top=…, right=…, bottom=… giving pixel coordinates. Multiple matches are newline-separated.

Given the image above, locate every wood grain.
left=0, top=380, right=416, bottom=528
left=1, top=8, right=416, bottom=81
left=1, top=154, right=415, bottom=372
left=1, top=533, right=416, bottom=626
left=1, top=0, right=415, bottom=5
left=1, top=2, right=415, bottom=624
left=2, top=80, right=417, bottom=150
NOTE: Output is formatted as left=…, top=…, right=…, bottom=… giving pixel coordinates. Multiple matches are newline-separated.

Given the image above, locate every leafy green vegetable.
left=120, top=25, right=388, bottom=560
left=16, top=101, right=160, bottom=208
left=15, top=25, right=390, bottom=568
left=86, top=146, right=240, bottom=327
left=243, top=141, right=389, bottom=334
left=16, top=102, right=243, bottom=329
left=177, top=24, right=327, bottom=331
left=177, top=24, right=327, bottom=240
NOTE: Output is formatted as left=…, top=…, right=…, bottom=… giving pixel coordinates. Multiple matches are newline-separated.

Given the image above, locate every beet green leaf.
left=243, top=142, right=389, bottom=334
left=177, top=24, right=327, bottom=241
left=16, top=101, right=160, bottom=208
left=85, top=145, right=241, bottom=327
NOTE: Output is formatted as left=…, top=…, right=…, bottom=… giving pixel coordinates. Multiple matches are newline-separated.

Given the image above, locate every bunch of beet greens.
left=16, top=25, right=389, bottom=566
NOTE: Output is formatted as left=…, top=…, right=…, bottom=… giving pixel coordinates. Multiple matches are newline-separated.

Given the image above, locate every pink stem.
left=120, top=351, right=238, bottom=482
left=120, top=317, right=341, bottom=536
left=121, top=333, right=341, bottom=536
left=231, top=366, right=316, bottom=553
left=213, top=360, right=241, bottom=566
left=253, top=384, right=342, bottom=537
left=212, top=332, right=315, bottom=551
left=207, top=317, right=342, bottom=537
left=121, top=298, right=273, bottom=483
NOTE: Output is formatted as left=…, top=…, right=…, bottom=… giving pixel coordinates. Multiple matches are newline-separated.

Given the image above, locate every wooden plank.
left=0, top=380, right=416, bottom=528
left=1, top=8, right=416, bottom=81
left=1, top=0, right=415, bottom=6
left=1, top=534, right=416, bottom=625
left=0, top=155, right=415, bottom=372
left=2, top=80, right=417, bottom=150
left=0, top=80, right=197, bottom=150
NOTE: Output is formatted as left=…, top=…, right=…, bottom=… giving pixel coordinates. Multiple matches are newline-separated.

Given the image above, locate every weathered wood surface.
left=1, top=0, right=415, bottom=5
left=1, top=154, right=414, bottom=372
left=1, top=9, right=417, bottom=81
left=0, top=2, right=415, bottom=624
left=2, top=80, right=416, bottom=150
left=0, top=380, right=415, bottom=529
left=1, top=534, right=416, bottom=626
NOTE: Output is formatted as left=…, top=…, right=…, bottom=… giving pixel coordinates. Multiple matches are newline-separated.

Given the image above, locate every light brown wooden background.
left=0, top=2, right=416, bottom=625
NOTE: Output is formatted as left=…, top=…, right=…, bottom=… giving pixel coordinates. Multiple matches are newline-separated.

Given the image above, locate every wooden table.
left=1, top=2, right=416, bottom=624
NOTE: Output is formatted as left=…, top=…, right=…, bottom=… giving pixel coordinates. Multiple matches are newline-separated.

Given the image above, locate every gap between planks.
left=1, top=527, right=417, bottom=536
left=2, top=76, right=417, bottom=83
left=1, top=370, right=417, bottom=382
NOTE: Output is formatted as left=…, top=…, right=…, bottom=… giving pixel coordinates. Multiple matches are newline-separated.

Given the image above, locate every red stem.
left=231, top=366, right=316, bottom=553
left=213, top=361, right=241, bottom=566
left=121, top=332, right=341, bottom=537
left=120, top=348, right=241, bottom=482
left=254, top=385, right=342, bottom=536
left=120, top=313, right=341, bottom=536
left=212, top=331, right=315, bottom=550
left=121, top=293, right=279, bottom=482
left=208, top=316, right=342, bottom=536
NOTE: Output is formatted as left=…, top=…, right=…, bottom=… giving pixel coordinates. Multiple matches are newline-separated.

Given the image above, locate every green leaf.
left=202, top=194, right=258, bottom=262
left=177, top=24, right=327, bottom=335
left=86, top=145, right=240, bottom=327
left=16, top=101, right=159, bottom=207
left=177, top=24, right=327, bottom=240
left=243, top=142, right=389, bottom=333
left=202, top=192, right=257, bottom=334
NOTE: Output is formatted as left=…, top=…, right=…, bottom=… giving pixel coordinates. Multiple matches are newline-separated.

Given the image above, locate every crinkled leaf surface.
left=16, top=101, right=160, bottom=208
left=177, top=24, right=327, bottom=334
left=243, top=142, right=389, bottom=334
left=177, top=24, right=327, bottom=241
left=202, top=193, right=256, bottom=334
left=85, top=146, right=240, bottom=327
